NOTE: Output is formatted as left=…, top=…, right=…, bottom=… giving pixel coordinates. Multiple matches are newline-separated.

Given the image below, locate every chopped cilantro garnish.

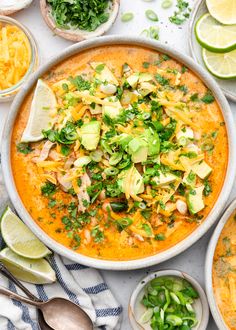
left=16, top=143, right=33, bottom=155
left=41, top=182, right=57, bottom=197
left=201, top=92, right=215, bottom=104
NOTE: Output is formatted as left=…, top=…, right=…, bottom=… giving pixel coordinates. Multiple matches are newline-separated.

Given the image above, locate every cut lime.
left=202, top=48, right=236, bottom=79
left=206, top=0, right=236, bottom=25
left=1, top=206, right=51, bottom=259
left=0, top=248, right=56, bottom=284
left=21, top=79, right=57, bottom=143
left=195, top=14, right=236, bottom=53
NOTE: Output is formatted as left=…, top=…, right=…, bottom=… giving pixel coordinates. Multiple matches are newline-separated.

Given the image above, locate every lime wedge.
left=202, top=48, right=236, bottom=79
left=206, top=0, right=236, bottom=25
left=0, top=248, right=56, bottom=284
left=195, top=14, right=236, bottom=53
left=21, top=79, right=57, bottom=143
left=1, top=206, right=51, bottom=259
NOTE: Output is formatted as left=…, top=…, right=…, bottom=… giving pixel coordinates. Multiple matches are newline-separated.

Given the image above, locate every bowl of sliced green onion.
left=129, top=270, right=209, bottom=330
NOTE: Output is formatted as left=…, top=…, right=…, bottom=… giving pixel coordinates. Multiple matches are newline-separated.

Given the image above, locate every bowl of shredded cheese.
left=0, top=16, right=38, bottom=102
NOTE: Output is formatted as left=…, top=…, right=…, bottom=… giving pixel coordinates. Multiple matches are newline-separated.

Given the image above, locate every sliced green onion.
left=140, top=29, right=150, bottom=38
left=104, top=167, right=119, bottom=176
left=139, top=308, right=153, bottom=324
left=74, top=156, right=91, bottom=167
left=142, top=112, right=151, bottom=120
left=90, top=150, right=103, bottom=162
left=110, top=202, right=128, bottom=213
left=149, top=26, right=159, bottom=40
left=121, top=12, right=134, bottom=22
left=109, top=152, right=123, bottom=166
left=115, top=217, right=133, bottom=231
left=145, top=9, right=158, bottom=22
left=161, top=0, right=173, bottom=9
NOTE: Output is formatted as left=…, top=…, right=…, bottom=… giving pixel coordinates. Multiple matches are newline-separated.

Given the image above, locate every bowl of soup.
left=1, top=36, right=236, bottom=270
left=206, top=198, right=236, bottom=329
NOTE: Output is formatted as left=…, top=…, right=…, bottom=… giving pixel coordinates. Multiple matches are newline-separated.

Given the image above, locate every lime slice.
left=1, top=206, right=51, bottom=259
left=21, top=79, right=57, bottom=143
left=202, top=48, right=236, bottom=79
left=195, top=14, right=236, bottom=53
left=0, top=248, right=56, bottom=284
left=206, top=0, right=236, bottom=25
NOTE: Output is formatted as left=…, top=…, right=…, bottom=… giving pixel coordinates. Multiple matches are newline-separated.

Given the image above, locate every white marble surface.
left=1, top=1, right=236, bottom=329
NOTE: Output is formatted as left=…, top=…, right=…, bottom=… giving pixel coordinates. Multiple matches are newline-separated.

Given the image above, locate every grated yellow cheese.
left=0, top=23, right=31, bottom=90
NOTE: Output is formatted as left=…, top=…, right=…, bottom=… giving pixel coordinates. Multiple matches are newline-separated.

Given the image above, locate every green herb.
left=121, top=12, right=134, bottom=22
left=154, top=233, right=166, bottom=241
left=145, top=9, right=158, bottom=22
left=162, top=0, right=173, bottom=9
left=201, top=92, right=215, bottom=104
left=61, top=145, right=70, bottom=156
left=204, top=179, right=212, bottom=196
left=48, top=199, right=57, bottom=208
left=190, top=93, right=199, bottom=102
left=178, top=84, right=188, bottom=94
left=141, top=209, right=152, bottom=220
left=169, top=0, right=190, bottom=25
left=91, top=226, right=104, bottom=243
left=47, top=0, right=110, bottom=32
left=110, top=202, right=128, bottom=213
left=16, top=143, right=33, bottom=155
left=69, top=75, right=91, bottom=91
left=62, top=83, right=69, bottom=92
left=143, top=62, right=150, bottom=69
left=155, top=74, right=169, bottom=86
left=41, top=182, right=56, bottom=197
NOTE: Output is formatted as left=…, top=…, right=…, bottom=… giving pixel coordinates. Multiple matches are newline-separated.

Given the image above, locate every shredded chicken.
left=32, top=141, right=55, bottom=162
left=77, top=173, right=91, bottom=212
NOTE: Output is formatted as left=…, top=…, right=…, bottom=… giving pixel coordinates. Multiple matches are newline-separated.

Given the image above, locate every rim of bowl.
left=129, top=269, right=209, bottom=330
left=0, top=15, right=39, bottom=103
left=205, top=198, right=236, bottom=330
left=1, top=36, right=236, bottom=270
left=40, top=0, right=120, bottom=42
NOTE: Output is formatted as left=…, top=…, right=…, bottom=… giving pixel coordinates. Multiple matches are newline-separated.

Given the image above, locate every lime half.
left=1, top=206, right=51, bottom=259
left=195, top=14, right=236, bottom=53
left=0, top=248, right=56, bottom=284
left=21, top=79, right=57, bottom=143
left=206, top=0, right=236, bottom=25
left=202, top=48, right=236, bottom=79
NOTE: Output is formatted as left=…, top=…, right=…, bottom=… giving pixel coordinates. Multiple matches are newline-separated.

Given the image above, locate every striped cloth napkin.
left=0, top=166, right=122, bottom=330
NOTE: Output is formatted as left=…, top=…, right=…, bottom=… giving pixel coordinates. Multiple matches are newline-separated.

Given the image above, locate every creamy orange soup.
left=11, top=45, right=228, bottom=260
left=213, top=211, right=236, bottom=329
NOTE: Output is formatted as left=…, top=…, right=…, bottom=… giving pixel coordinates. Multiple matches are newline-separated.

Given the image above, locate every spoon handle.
left=0, top=285, right=42, bottom=307
left=0, top=262, right=41, bottom=302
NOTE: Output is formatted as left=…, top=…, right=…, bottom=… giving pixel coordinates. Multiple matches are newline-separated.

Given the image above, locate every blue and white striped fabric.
left=0, top=168, right=122, bottom=330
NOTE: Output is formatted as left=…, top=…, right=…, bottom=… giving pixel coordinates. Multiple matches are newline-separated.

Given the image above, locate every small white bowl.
left=129, top=270, right=209, bottom=330
left=40, top=0, right=120, bottom=42
left=205, top=198, right=236, bottom=330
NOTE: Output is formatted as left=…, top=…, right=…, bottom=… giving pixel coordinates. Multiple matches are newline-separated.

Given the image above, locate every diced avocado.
left=176, top=127, right=194, bottom=146
left=126, top=73, right=139, bottom=88
left=186, top=186, right=205, bottom=215
left=111, top=133, right=132, bottom=150
left=74, top=156, right=91, bottom=167
left=118, top=166, right=144, bottom=195
left=152, top=171, right=178, bottom=187
left=128, top=138, right=148, bottom=163
left=143, top=128, right=160, bottom=156
left=183, top=170, right=196, bottom=187
left=90, top=62, right=118, bottom=85
left=192, top=161, right=212, bottom=179
left=139, top=72, right=153, bottom=82
left=102, top=96, right=122, bottom=118
left=80, top=121, right=101, bottom=151
left=138, top=82, right=156, bottom=96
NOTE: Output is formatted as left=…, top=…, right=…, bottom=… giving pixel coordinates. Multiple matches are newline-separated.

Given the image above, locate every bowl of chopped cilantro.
left=40, top=0, right=120, bottom=42
left=129, top=270, right=209, bottom=330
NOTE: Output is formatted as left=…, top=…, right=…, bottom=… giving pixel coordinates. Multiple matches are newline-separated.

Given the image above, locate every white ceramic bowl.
left=129, top=270, right=209, bottom=330
left=1, top=36, right=236, bottom=270
left=205, top=198, right=236, bottom=330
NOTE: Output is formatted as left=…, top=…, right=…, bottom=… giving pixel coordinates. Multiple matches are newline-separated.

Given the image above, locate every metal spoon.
left=0, top=263, right=52, bottom=329
left=0, top=264, right=93, bottom=330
